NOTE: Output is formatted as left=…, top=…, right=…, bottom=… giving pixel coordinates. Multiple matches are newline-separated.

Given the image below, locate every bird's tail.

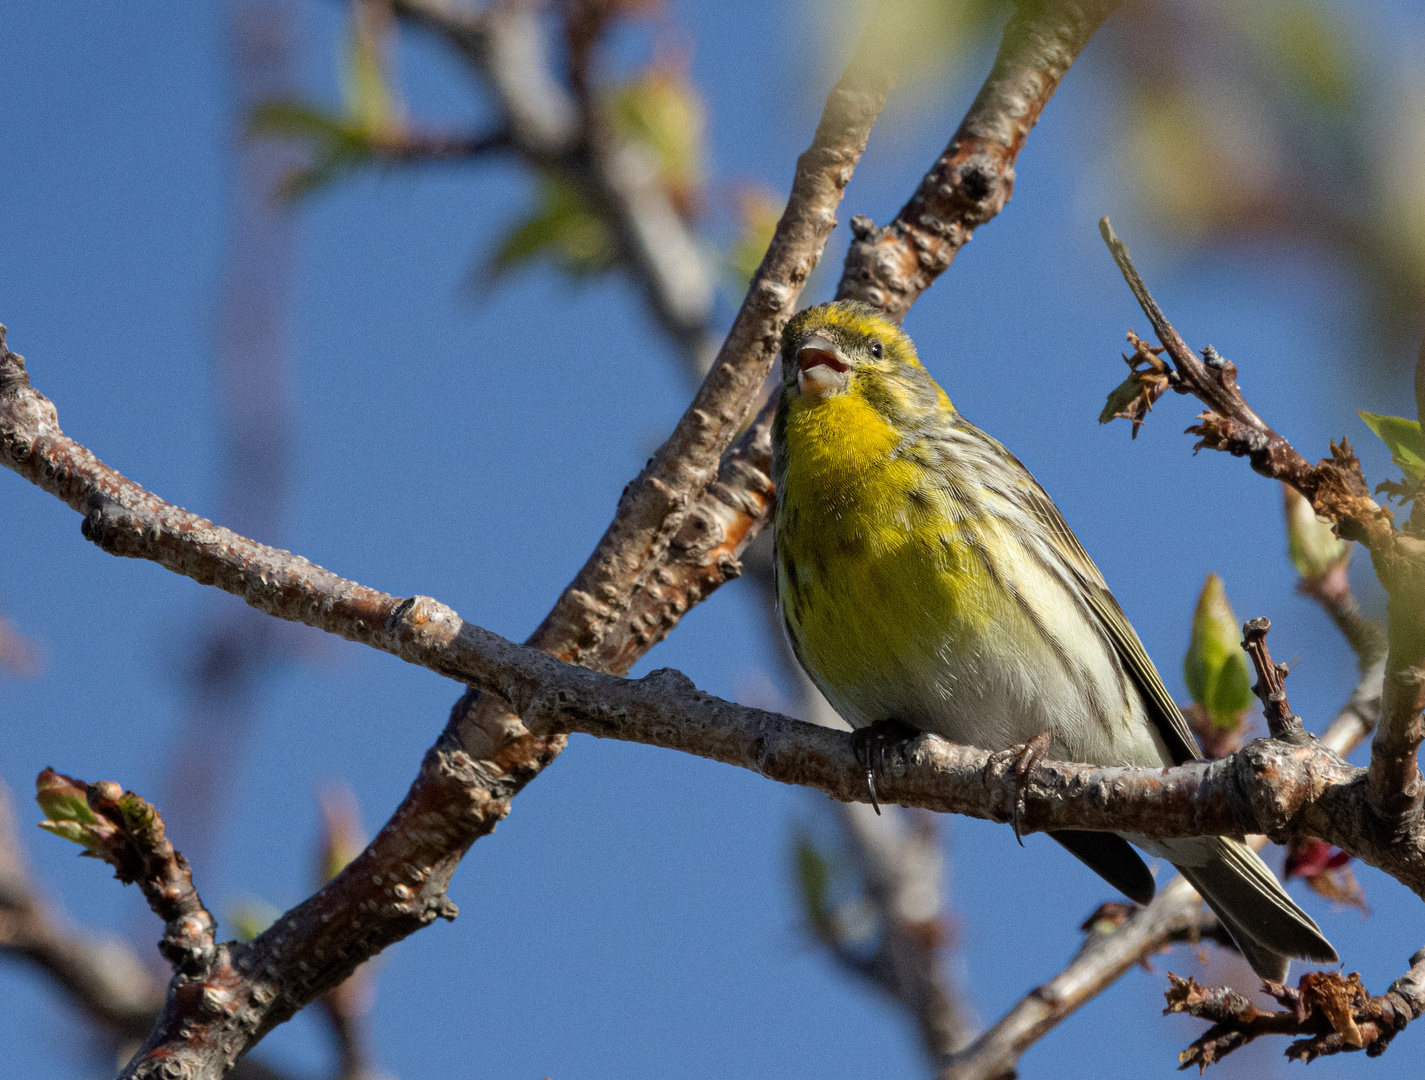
left=1166, top=836, right=1338, bottom=982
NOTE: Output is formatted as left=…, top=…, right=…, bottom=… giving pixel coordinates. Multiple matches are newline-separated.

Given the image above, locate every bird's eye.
left=870, top=339, right=883, bottom=359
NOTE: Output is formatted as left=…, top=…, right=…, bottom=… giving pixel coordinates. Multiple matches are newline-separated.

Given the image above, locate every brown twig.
left=33, top=770, right=216, bottom=973
left=0, top=781, right=164, bottom=1040
left=1241, top=617, right=1306, bottom=742
left=934, top=655, right=1387, bottom=1080
left=1099, top=216, right=1425, bottom=837
left=836, top=0, right=1123, bottom=320
left=1167, top=953, right=1425, bottom=1068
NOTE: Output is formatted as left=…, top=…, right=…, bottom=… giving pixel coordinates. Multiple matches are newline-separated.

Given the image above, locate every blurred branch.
left=0, top=604, right=40, bottom=676
left=836, top=0, right=1123, bottom=320
left=796, top=675, right=974, bottom=1064
left=1100, top=217, right=1425, bottom=837
left=163, top=0, right=304, bottom=869
left=0, top=781, right=163, bottom=1040
left=392, top=0, right=717, bottom=377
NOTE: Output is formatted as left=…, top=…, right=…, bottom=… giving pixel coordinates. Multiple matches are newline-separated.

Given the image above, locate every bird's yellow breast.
left=775, top=391, right=999, bottom=723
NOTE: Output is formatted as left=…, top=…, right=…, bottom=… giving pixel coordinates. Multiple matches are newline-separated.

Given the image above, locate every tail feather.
left=1171, top=837, right=1338, bottom=981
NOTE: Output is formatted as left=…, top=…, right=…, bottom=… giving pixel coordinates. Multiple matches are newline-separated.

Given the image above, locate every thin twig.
left=1241, top=617, right=1307, bottom=742
left=0, top=781, right=164, bottom=1040
left=1099, top=216, right=1425, bottom=837
left=935, top=656, right=1388, bottom=1080
left=1167, top=950, right=1425, bottom=1068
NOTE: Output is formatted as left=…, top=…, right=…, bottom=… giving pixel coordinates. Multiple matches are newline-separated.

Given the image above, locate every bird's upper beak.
left=794, top=334, right=850, bottom=398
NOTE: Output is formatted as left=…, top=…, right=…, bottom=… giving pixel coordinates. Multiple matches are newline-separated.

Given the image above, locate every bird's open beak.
left=795, top=335, right=850, bottom=398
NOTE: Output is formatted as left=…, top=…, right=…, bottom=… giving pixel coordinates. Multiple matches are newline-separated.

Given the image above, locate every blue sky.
left=3, top=2, right=1424, bottom=1078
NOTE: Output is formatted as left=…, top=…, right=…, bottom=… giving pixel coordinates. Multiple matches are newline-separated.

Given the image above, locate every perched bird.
left=771, top=299, right=1337, bottom=981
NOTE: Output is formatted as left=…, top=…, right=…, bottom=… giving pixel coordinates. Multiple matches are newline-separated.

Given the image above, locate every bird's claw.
left=852, top=719, right=920, bottom=815
left=1009, top=731, right=1053, bottom=846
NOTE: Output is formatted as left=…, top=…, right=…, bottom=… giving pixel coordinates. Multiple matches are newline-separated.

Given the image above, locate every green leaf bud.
left=1183, top=574, right=1255, bottom=727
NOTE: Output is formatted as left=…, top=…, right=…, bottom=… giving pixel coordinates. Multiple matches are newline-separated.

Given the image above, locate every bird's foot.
left=851, top=719, right=921, bottom=815
left=1009, top=731, right=1053, bottom=846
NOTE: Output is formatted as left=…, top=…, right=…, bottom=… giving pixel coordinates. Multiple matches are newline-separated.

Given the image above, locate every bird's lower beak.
left=795, top=336, right=850, bottom=398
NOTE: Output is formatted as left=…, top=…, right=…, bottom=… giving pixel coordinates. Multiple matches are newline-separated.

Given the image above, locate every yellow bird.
left=771, top=299, right=1336, bottom=981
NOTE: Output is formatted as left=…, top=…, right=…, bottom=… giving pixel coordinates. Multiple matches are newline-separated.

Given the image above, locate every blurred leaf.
left=484, top=176, right=616, bottom=283
left=249, top=101, right=376, bottom=200
left=793, top=832, right=835, bottom=942
left=607, top=63, right=705, bottom=218
left=725, top=186, right=783, bottom=290
left=830, top=0, right=1008, bottom=91
left=341, top=0, right=402, bottom=139
left=1183, top=574, right=1254, bottom=726
left=1283, top=483, right=1347, bottom=578
left=1285, top=836, right=1369, bottom=913
left=1358, top=410, right=1425, bottom=481
left=317, top=784, right=366, bottom=887
left=229, top=898, right=281, bottom=942
left=1227, top=0, right=1358, bottom=111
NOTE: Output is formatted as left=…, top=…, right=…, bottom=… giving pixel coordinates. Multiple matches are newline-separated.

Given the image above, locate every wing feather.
left=961, top=426, right=1204, bottom=766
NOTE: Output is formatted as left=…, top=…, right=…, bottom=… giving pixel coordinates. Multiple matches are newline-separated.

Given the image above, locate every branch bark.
left=836, top=0, right=1122, bottom=319
left=8, top=300, right=1425, bottom=1073
left=936, top=656, right=1387, bottom=1080
left=1099, top=217, right=1425, bottom=839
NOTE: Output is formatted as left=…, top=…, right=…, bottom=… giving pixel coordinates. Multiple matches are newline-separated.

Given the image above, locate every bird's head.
left=779, top=300, right=949, bottom=420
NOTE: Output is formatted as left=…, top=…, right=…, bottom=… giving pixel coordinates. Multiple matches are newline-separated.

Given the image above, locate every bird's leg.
left=851, top=719, right=921, bottom=815
left=1010, top=731, right=1054, bottom=846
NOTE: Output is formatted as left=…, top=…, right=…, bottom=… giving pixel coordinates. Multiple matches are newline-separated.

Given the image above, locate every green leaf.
left=483, top=177, right=616, bottom=283
left=34, top=768, right=115, bottom=858
left=228, top=899, right=281, bottom=943
left=1358, top=410, right=1425, bottom=481
left=793, top=832, right=835, bottom=942
left=1283, top=484, right=1346, bottom=578
left=248, top=100, right=377, bottom=201
left=1183, top=574, right=1255, bottom=726
left=725, top=187, right=782, bottom=291
left=606, top=67, right=703, bottom=210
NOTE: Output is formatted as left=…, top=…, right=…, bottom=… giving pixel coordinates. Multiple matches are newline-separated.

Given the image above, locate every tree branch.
left=935, top=657, right=1388, bottom=1079
left=1167, top=950, right=1425, bottom=1068
left=391, top=0, right=717, bottom=377
left=32, top=770, right=216, bottom=973
left=1099, top=217, right=1425, bottom=838
left=836, top=0, right=1122, bottom=319
left=0, top=781, right=163, bottom=1040
left=12, top=328, right=1425, bottom=1070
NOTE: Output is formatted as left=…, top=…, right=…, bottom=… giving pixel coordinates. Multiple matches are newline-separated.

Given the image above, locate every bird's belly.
left=781, top=519, right=1169, bottom=769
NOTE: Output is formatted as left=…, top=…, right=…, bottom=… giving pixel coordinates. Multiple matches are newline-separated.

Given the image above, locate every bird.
left=770, top=299, right=1337, bottom=981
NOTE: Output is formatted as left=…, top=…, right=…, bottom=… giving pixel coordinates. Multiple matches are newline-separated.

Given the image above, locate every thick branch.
left=1099, top=218, right=1425, bottom=838
left=836, top=0, right=1122, bottom=319
left=933, top=655, right=1387, bottom=1079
